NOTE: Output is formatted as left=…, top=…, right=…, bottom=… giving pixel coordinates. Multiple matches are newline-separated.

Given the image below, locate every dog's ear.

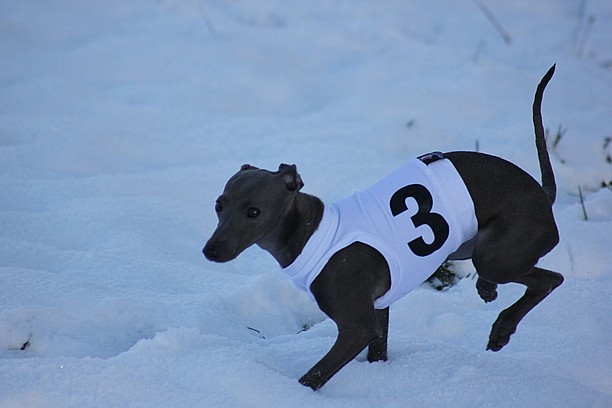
left=278, top=163, right=304, bottom=192
left=240, top=164, right=259, bottom=171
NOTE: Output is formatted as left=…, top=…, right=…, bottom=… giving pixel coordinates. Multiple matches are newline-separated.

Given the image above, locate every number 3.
left=389, top=184, right=449, bottom=257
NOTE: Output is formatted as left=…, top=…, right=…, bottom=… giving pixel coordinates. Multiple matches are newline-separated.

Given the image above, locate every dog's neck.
left=257, top=192, right=324, bottom=268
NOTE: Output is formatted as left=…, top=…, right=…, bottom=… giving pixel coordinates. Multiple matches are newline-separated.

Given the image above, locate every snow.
left=1, top=0, right=611, bottom=406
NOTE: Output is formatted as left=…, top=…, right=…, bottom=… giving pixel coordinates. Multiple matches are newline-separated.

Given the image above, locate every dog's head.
left=202, top=163, right=303, bottom=263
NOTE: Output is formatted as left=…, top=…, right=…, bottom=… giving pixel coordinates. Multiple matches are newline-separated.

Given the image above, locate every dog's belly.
left=447, top=236, right=477, bottom=260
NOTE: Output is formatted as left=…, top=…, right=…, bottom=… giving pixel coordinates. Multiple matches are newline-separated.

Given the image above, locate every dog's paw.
left=487, top=319, right=516, bottom=352
left=476, top=278, right=498, bottom=303
left=367, top=337, right=388, bottom=363
left=367, top=349, right=388, bottom=363
left=486, top=338, right=506, bottom=352
left=299, top=371, right=326, bottom=391
left=479, top=289, right=498, bottom=303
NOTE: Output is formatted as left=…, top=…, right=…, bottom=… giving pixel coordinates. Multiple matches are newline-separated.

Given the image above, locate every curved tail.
left=533, top=64, right=557, bottom=204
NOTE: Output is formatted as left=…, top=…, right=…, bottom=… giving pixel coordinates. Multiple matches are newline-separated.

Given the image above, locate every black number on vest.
left=389, top=184, right=450, bottom=257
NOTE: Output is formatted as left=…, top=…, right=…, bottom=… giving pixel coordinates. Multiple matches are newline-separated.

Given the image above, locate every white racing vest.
left=282, top=158, right=478, bottom=309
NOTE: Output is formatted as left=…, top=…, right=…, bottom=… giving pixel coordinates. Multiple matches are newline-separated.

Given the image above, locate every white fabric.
left=282, top=158, right=478, bottom=309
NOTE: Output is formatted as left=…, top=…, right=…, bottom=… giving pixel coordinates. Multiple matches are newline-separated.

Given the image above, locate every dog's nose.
left=202, top=244, right=219, bottom=261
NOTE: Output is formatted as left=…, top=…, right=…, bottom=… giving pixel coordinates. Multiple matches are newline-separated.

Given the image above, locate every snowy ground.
left=1, top=1, right=611, bottom=407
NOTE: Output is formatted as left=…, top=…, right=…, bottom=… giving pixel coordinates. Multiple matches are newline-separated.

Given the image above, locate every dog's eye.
left=214, top=201, right=223, bottom=213
left=246, top=207, right=260, bottom=218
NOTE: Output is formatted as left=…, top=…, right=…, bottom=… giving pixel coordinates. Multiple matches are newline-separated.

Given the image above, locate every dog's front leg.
left=367, top=307, right=389, bottom=362
left=298, top=319, right=381, bottom=390
left=300, top=244, right=390, bottom=390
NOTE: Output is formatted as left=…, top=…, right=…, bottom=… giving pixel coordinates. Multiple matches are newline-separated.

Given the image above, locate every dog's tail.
left=533, top=64, right=557, bottom=204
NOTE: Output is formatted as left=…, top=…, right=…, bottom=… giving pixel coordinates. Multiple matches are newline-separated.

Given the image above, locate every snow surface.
left=1, top=0, right=611, bottom=407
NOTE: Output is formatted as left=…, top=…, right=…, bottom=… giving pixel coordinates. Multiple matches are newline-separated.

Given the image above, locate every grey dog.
left=203, top=65, right=563, bottom=390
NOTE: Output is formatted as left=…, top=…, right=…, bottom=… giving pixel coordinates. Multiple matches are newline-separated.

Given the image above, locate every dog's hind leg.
left=471, top=210, right=563, bottom=351
left=487, top=266, right=564, bottom=351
